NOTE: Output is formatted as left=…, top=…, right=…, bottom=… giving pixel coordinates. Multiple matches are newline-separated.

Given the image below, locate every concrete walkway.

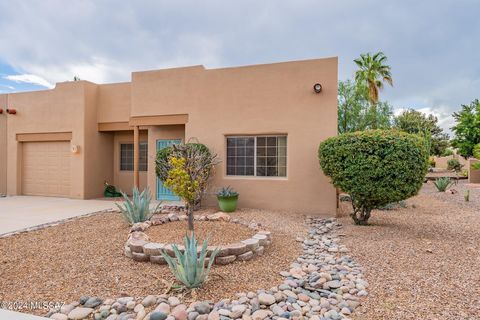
left=0, top=196, right=116, bottom=236
left=0, top=309, right=48, bottom=319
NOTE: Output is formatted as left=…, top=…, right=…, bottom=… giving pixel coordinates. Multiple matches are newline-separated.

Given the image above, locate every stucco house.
left=0, top=57, right=338, bottom=214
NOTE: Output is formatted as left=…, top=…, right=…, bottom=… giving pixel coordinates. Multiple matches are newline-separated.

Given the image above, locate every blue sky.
left=0, top=0, right=479, bottom=134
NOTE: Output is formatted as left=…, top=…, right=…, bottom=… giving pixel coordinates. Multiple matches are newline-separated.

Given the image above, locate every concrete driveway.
left=0, top=196, right=116, bottom=236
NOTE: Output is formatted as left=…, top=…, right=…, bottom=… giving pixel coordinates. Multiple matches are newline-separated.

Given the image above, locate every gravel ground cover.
left=145, top=220, right=255, bottom=245
left=340, top=184, right=480, bottom=319
left=0, top=208, right=303, bottom=315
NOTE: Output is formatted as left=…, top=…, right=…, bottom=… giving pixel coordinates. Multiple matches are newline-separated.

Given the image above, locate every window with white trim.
left=226, top=136, right=287, bottom=177
left=120, top=142, right=148, bottom=171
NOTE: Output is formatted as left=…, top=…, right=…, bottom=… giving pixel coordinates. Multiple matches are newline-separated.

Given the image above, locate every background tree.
left=394, top=109, right=449, bottom=156
left=338, top=80, right=392, bottom=133
left=354, top=52, right=393, bottom=129
left=451, top=99, right=480, bottom=158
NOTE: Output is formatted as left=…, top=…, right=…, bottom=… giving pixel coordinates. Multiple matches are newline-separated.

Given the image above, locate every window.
left=226, top=136, right=287, bottom=177
left=120, top=142, right=148, bottom=171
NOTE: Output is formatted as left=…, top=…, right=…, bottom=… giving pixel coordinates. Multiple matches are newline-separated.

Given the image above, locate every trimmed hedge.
left=318, top=130, right=429, bottom=225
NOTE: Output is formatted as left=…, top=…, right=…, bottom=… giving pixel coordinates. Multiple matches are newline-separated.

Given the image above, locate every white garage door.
left=22, top=141, right=71, bottom=197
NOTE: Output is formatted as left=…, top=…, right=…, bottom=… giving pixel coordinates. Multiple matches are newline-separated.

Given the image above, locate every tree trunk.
left=187, top=205, right=195, bottom=232
left=371, top=101, right=377, bottom=130
left=350, top=204, right=371, bottom=225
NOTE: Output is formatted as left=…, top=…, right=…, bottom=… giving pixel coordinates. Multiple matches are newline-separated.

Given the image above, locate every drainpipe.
left=133, top=125, right=139, bottom=189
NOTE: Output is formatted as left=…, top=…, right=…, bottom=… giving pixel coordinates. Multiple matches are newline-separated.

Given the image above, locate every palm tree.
left=354, top=52, right=393, bottom=129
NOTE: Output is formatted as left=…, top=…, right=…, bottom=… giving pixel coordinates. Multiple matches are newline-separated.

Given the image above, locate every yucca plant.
left=116, top=186, right=162, bottom=225
left=161, top=233, right=220, bottom=288
left=433, top=177, right=453, bottom=192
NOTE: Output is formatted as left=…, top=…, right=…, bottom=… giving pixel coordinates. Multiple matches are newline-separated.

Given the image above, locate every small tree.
left=156, top=143, right=217, bottom=232
left=318, top=130, right=429, bottom=225
left=451, top=99, right=480, bottom=158
left=394, top=109, right=450, bottom=156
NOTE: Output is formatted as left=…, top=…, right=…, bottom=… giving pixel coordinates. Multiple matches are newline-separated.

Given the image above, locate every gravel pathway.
left=340, top=184, right=480, bottom=319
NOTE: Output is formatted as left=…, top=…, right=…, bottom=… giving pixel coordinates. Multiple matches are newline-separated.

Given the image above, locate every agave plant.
left=433, top=177, right=453, bottom=192
left=161, top=233, right=220, bottom=288
left=116, top=186, right=162, bottom=225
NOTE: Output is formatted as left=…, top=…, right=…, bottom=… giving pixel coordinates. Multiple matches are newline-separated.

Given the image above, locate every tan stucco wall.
left=97, top=82, right=131, bottom=123
left=113, top=131, right=148, bottom=194
left=0, top=95, right=7, bottom=194
left=132, top=58, right=338, bottom=214
left=5, top=82, right=86, bottom=198
left=83, top=83, right=115, bottom=198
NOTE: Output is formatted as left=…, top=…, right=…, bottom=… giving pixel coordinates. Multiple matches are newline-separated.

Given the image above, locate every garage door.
left=22, top=141, right=71, bottom=197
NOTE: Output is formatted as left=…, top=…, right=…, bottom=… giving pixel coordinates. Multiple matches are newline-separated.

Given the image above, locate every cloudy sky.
left=0, top=0, right=478, bottom=134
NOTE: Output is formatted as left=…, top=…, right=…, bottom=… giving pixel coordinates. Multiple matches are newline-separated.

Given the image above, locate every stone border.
left=124, top=211, right=272, bottom=266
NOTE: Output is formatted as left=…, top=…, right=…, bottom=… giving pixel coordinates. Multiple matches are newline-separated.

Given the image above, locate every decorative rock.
left=155, top=302, right=171, bottom=314
left=253, top=246, right=264, bottom=256
left=256, top=230, right=271, bottom=240
left=50, top=313, right=68, bottom=320
left=127, top=232, right=149, bottom=253
left=257, top=293, right=275, bottom=305
left=68, top=307, right=94, bottom=320
left=194, top=302, right=211, bottom=315
left=241, top=238, right=259, bottom=251
left=215, top=255, right=236, bottom=265
left=132, top=252, right=150, bottom=262
left=126, top=300, right=136, bottom=310
left=142, top=295, right=157, bottom=307
left=236, top=251, right=254, bottom=261
left=225, top=243, right=247, bottom=255
left=168, top=296, right=181, bottom=307
left=230, top=304, right=246, bottom=318
left=150, top=311, right=168, bottom=320
left=150, top=255, right=167, bottom=264
left=206, top=212, right=231, bottom=222
left=84, top=297, right=103, bottom=308
left=143, top=243, right=165, bottom=256
left=60, top=304, right=76, bottom=315
left=251, top=309, right=272, bottom=320
left=168, top=213, right=179, bottom=221
left=214, top=246, right=230, bottom=257
left=207, top=310, right=220, bottom=320
left=252, top=234, right=268, bottom=246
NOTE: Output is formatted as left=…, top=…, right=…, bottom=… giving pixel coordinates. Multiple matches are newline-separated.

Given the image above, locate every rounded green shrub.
left=318, top=130, right=429, bottom=225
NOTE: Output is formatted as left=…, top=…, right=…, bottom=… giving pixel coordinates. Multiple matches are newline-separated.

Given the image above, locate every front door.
left=156, top=139, right=182, bottom=201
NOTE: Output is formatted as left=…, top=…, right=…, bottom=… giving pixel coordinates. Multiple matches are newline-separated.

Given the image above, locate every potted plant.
left=216, top=186, right=239, bottom=212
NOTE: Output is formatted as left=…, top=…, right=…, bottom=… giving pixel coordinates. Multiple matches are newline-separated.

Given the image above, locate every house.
left=0, top=57, right=338, bottom=214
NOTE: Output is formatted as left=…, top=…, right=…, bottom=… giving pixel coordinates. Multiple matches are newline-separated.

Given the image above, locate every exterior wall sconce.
left=313, top=83, right=322, bottom=93
left=6, top=108, right=17, bottom=114
left=71, top=145, right=80, bottom=154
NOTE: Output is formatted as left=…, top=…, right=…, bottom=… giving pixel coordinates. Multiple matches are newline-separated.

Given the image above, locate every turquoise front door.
left=156, top=139, right=182, bottom=201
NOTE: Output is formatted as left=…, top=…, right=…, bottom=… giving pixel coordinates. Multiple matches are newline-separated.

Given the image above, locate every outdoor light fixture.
left=313, top=83, right=322, bottom=93
left=6, top=108, right=17, bottom=114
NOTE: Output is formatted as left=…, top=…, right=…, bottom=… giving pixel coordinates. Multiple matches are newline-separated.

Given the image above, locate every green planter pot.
left=217, top=195, right=239, bottom=212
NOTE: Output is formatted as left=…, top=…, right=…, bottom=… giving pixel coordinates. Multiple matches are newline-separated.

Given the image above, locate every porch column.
left=133, top=125, right=139, bottom=188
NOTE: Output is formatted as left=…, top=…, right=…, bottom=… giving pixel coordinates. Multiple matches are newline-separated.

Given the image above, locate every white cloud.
left=0, top=0, right=478, bottom=140
left=4, top=74, right=53, bottom=88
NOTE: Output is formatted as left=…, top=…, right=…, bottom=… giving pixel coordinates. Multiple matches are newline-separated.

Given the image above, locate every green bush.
left=318, top=130, right=429, bottom=225
left=428, top=157, right=436, bottom=168
left=473, top=143, right=480, bottom=159
left=433, top=177, right=453, bottom=192
left=116, top=186, right=161, bottom=225
left=447, top=158, right=463, bottom=172
left=442, top=148, right=454, bottom=157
